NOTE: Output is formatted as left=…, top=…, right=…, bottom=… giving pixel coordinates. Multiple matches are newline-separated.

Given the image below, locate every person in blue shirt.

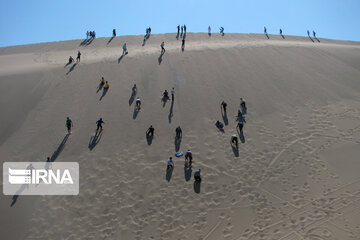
left=167, top=157, right=174, bottom=170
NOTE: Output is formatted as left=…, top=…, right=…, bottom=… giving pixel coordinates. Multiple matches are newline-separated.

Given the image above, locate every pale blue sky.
left=0, top=0, right=359, bottom=47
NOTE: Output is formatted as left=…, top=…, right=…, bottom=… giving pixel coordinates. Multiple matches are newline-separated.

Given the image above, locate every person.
left=100, top=77, right=105, bottom=85
left=65, top=117, right=73, bottom=134
left=113, top=29, right=116, bottom=37
left=313, top=31, right=316, bottom=38
left=132, top=84, right=137, bottom=93
left=280, top=29, right=282, bottom=35
left=47, top=157, right=51, bottom=162
left=185, top=149, right=193, bottom=165
left=216, top=120, right=223, bottom=129
left=221, top=101, right=227, bottom=113
left=177, top=25, right=180, bottom=38
left=240, top=98, right=246, bottom=109
left=184, top=24, right=186, bottom=33
left=171, top=88, right=175, bottom=101
left=182, top=38, right=185, bottom=50
left=93, top=31, right=96, bottom=38
left=104, top=81, right=109, bottom=90
left=176, top=126, right=182, bottom=138
left=220, top=27, right=224, bottom=36
left=237, top=119, right=244, bottom=133
left=161, top=41, right=165, bottom=54
left=146, top=125, right=154, bottom=136
left=231, top=134, right=238, bottom=146
left=307, top=30, right=310, bottom=37
left=208, top=26, right=211, bottom=36
left=194, top=169, right=201, bottom=181
left=68, top=56, right=74, bottom=64
left=181, top=25, right=183, bottom=37
left=237, top=109, right=245, bottom=122
left=264, top=26, right=267, bottom=34
left=163, top=90, right=169, bottom=99
left=136, top=97, right=141, bottom=109
left=167, top=157, right=174, bottom=170
left=76, top=51, right=81, bottom=62
left=123, top=43, right=128, bottom=55
left=86, top=31, right=89, bottom=39
left=96, top=118, right=104, bottom=132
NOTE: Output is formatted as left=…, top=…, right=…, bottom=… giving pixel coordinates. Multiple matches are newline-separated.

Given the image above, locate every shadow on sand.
left=107, top=37, right=114, bottom=45
left=118, top=54, right=124, bottom=64
left=232, top=144, right=239, bottom=157
left=49, top=134, right=70, bottom=162
left=66, top=63, right=77, bottom=75
left=174, top=136, right=181, bottom=152
left=162, top=96, right=169, bottom=108
left=80, top=38, right=94, bottom=46
left=221, top=108, right=228, bottom=126
left=158, top=52, right=164, bottom=65
left=88, top=130, right=102, bottom=150
left=133, top=107, right=140, bottom=119
left=129, top=91, right=136, bottom=106
left=99, top=88, right=108, bottom=101
left=194, top=180, right=201, bottom=193
left=168, top=101, right=174, bottom=123
left=96, top=83, right=104, bottom=93
left=166, top=167, right=173, bottom=182
left=146, top=134, right=153, bottom=145
left=184, top=165, right=192, bottom=181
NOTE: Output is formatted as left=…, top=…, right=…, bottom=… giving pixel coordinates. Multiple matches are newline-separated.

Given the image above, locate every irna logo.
left=3, top=162, right=79, bottom=195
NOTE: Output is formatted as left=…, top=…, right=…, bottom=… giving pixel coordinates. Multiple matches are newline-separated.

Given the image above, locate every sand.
left=1, top=33, right=360, bottom=240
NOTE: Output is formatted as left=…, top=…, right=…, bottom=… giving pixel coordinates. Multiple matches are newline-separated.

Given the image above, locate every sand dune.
left=1, top=33, right=360, bottom=240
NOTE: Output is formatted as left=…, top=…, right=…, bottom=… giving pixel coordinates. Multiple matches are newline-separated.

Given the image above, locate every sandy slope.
left=1, top=33, right=360, bottom=240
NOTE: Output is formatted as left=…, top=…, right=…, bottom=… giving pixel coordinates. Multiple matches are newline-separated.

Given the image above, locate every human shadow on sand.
left=99, top=88, right=108, bottom=101
left=146, top=134, right=153, bottom=145
left=49, top=134, right=70, bottom=162
left=184, top=165, right=192, bottom=182
left=166, top=167, right=173, bottom=182
left=11, top=163, right=36, bottom=206
left=158, top=52, right=164, bottom=65
left=96, top=83, right=104, bottom=93
left=232, top=144, right=239, bottom=157
left=194, top=180, right=201, bottom=193
left=10, top=184, right=27, bottom=207
left=174, top=136, right=181, bottom=152
left=133, top=107, right=140, bottom=119
left=129, top=91, right=136, bottom=106
left=168, top=101, right=174, bottom=123
left=265, top=33, right=269, bottom=39
left=237, top=129, right=246, bottom=143
left=221, top=108, right=228, bottom=126
left=80, top=38, right=93, bottom=46
left=308, top=36, right=314, bottom=42
left=66, top=63, right=77, bottom=75
left=107, top=37, right=114, bottom=45
left=118, top=55, right=124, bottom=64
left=314, top=37, right=320, bottom=43
left=162, top=96, right=169, bottom=108
left=88, top=130, right=102, bottom=150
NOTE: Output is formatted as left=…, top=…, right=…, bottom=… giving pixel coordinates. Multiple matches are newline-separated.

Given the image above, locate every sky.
left=0, top=0, right=360, bottom=47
